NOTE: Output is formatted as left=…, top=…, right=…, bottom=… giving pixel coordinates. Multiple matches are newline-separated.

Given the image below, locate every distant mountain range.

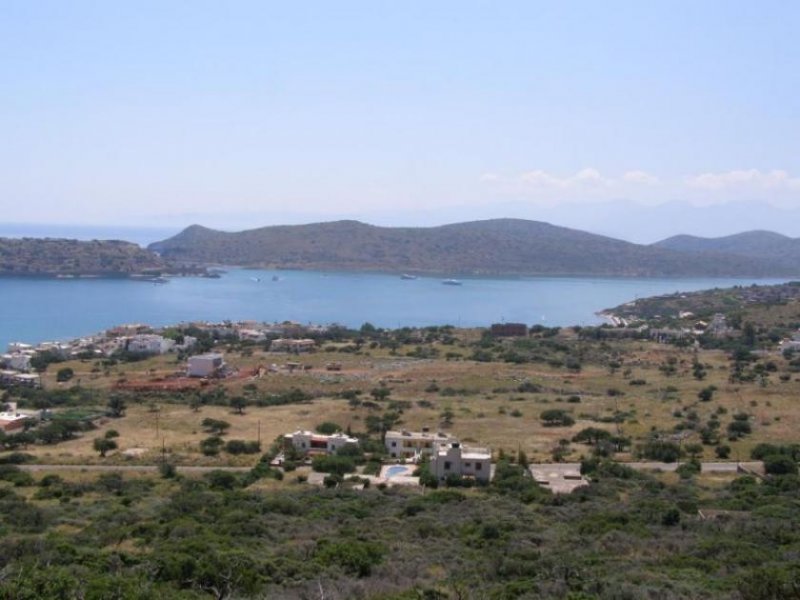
left=147, top=219, right=800, bottom=278
left=654, top=231, right=800, bottom=268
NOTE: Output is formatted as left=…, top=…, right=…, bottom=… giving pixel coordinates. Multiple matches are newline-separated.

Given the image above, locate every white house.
left=384, top=429, right=454, bottom=460
left=1, top=353, right=32, bottom=373
left=35, top=341, right=71, bottom=359
left=270, top=338, right=316, bottom=353
left=7, top=342, right=33, bottom=354
left=237, top=329, right=267, bottom=343
left=126, top=334, right=175, bottom=355
left=187, top=353, right=225, bottom=378
left=283, top=430, right=359, bottom=455
left=430, top=442, right=492, bottom=483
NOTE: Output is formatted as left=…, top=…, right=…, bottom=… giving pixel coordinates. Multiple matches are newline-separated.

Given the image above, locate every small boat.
left=442, top=279, right=462, bottom=286
left=250, top=277, right=261, bottom=282
left=400, top=273, right=417, bottom=280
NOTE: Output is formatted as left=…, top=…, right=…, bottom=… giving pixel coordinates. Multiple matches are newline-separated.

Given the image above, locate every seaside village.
left=0, top=319, right=568, bottom=491
left=6, top=315, right=800, bottom=492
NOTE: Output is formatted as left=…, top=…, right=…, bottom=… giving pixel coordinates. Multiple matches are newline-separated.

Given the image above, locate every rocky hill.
left=148, top=219, right=800, bottom=277
left=0, top=238, right=166, bottom=276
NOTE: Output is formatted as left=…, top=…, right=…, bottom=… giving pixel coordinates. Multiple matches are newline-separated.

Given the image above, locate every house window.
left=464, top=462, right=471, bottom=468
left=475, top=462, right=482, bottom=470
left=391, top=452, right=396, bottom=458
left=444, top=461, right=451, bottom=470
left=391, top=441, right=397, bottom=447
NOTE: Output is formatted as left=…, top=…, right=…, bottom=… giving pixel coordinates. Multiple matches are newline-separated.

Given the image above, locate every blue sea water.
left=0, top=269, right=787, bottom=350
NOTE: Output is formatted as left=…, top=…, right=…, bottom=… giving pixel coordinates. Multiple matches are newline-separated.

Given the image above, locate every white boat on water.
left=400, top=273, right=418, bottom=280
left=442, top=279, right=462, bottom=286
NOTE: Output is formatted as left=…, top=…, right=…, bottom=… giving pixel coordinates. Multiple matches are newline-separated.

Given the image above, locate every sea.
left=0, top=269, right=787, bottom=350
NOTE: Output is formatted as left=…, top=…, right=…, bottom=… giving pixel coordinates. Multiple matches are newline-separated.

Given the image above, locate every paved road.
left=529, top=461, right=763, bottom=474
left=18, top=464, right=252, bottom=473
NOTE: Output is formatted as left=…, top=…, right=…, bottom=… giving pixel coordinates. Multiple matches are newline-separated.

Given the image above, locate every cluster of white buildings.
left=190, top=320, right=328, bottom=343
left=384, top=429, right=492, bottom=483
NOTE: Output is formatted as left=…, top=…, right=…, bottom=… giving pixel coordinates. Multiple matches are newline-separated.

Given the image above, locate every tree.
left=316, top=421, right=342, bottom=435
left=201, top=418, right=231, bottom=435
left=370, top=386, right=391, bottom=402
left=763, top=454, right=798, bottom=476
left=93, top=437, right=117, bottom=457
left=229, top=396, right=248, bottom=415
left=56, top=367, right=74, bottom=383
left=637, top=440, right=681, bottom=463
left=572, top=427, right=612, bottom=445
left=697, top=385, right=717, bottom=403
left=107, top=394, right=126, bottom=418
left=540, top=409, right=575, bottom=427
left=189, top=395, right=203, bottom=412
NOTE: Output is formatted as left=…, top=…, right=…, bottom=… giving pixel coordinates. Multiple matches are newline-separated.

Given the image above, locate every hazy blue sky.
left=2, top=1, right=799, bottom=240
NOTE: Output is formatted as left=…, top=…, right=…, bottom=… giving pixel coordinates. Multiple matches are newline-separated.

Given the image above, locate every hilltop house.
left=187, top=353, right=226, bottom=378
left=0, top=370, right=40, bottom=389
left=283, top=430, right=359, bottom=456
left=0, top=353, right=32, bottom=373
left=384, top=429, right=454, bottom=460
left=707, top=314, right=734, bottom=338
left=0, top=402, right=35, bottom=432
left=430, top=441, right=492, bottom=483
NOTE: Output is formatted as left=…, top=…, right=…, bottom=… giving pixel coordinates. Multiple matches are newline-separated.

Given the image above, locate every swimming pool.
left=385, top=465, right=412, bottom=478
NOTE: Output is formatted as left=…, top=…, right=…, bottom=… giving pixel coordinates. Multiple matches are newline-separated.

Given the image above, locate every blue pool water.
left=385, top=465, right=411, bottom=478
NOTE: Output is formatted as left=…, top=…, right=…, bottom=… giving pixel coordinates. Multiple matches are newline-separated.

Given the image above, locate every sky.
left=1, top=1, right=799, bottom=242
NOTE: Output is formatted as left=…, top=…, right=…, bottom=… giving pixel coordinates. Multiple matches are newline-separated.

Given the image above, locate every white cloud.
left=481, top=167, right=800, bottom=207
left=622, top=170, right=660, bottom=185
left=685, top=169, right=800, bottom=191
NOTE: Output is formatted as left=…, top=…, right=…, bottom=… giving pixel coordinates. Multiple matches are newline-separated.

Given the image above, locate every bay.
left=0, top=269, right=787, bottom=349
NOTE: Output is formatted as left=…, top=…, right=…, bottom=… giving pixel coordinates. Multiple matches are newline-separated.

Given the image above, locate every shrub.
left=637, top=440, right=681, bottom=463
left=56, top=368, right=74, bottom=383
left=200, top=436, right=224, bottom=456
left=315, top=421, right=342, bottom=435
left=314, top=539, right=385, bottom=577
left=763, top=455, right=799, bottom=476
left=224, top=440, right=261, bottom=455
left=540, top=409, right=575, bottom=427
left=311, top=455, right=356, bottom=475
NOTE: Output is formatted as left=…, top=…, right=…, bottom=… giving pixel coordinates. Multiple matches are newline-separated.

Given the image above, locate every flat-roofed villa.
left=283, top=430, right=359, bottom=456
left=270, top=338, right=316, bottom=353
left=430, top=441, right=492, bottom=483
left=384, top=429, right=454, bottom=460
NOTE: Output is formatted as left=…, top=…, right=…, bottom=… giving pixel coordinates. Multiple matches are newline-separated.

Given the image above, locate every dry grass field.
left=17, top=328, right=800, bottom=465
